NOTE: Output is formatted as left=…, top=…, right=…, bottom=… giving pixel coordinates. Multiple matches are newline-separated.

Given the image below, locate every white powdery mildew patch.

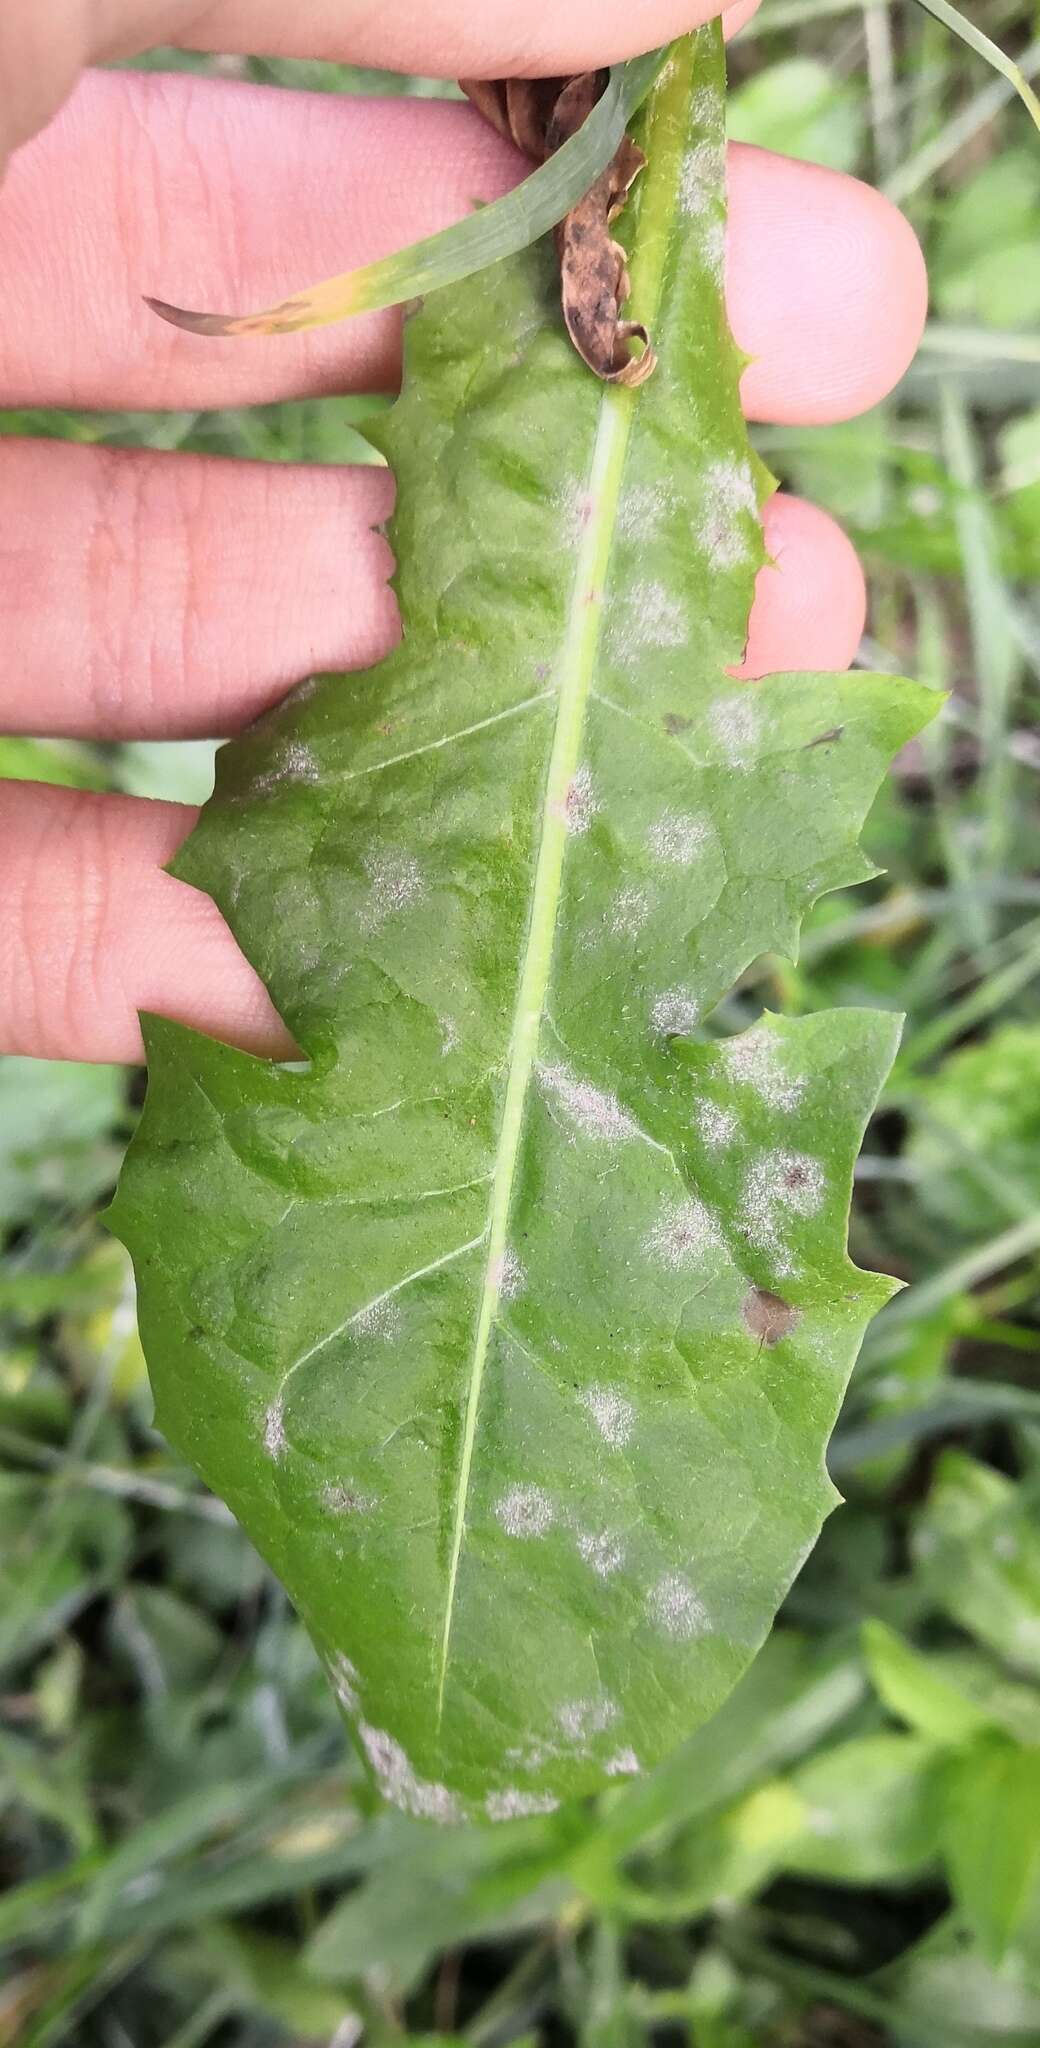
left=557, top=1695, right=618, bottom=1744
left=645, top=1195, right=723, bottom=1269
left=703, top=217, right=726, bottom=283
left=577, top=1529, right=626, bottom=1578
left=539, top=1062, right=639, bottom=1143
left=359, top=1723, right=461, bottom=1823
left=605, top=1748, right=642, bottom=1777
left=742, top=1149, right=825, bottom=1273
left=679, top=139, right=723, bottom=216
left=486, top=1788, right=560, bottom=1821
left=352, top=1298, right=401, bottom=1342
left=263, top=1396, right=287, bottom=1460
left=496, top=1484, right=554, bottom=1538
left=618, top=481, right=674, bottom=541
left=652, top=990, right=700, bottom=1038
left=328, top=1650, right=362, bottom=1713
left=249, top=739, right=321, bottom=795
left=439, top=1016, right=461, bottom=1056
left=493, top=1247, right=526, bottom=1300
left=612, top=579, right=687, bottom=656
left=323, top=1481, right=379, bottom=1516
left=583, top=1384, right=635, bottom=1448
left=709, top=693, right=759, bottom=769
left=696, top=1101, right=737, bottom=1149
left=720, top=1026, right=806, bottom=1113
left=609, top=886, right=651, bottom=939
left=701, top=460, right=757, bottom=573
left=562, top=763, right=599, bottom=836
left=647, top=811, right=708, bottom=865
left=358, top=850, right=425, bottom=934
left=648, top=1571, right=710, bottom=1641
left=692, top=85, right=723, bottom=133
left=557, top=477, right=594, bottom=544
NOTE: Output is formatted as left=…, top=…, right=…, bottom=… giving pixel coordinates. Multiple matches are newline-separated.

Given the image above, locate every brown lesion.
left=144, top=295, right=315, bottom=338
left=460, top=72, right=656, bottom=387
left=743, top=1287, right=801, bottom=1348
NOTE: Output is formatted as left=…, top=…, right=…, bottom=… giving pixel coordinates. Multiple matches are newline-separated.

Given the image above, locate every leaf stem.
left=435, top=35, right=699, bottom=1726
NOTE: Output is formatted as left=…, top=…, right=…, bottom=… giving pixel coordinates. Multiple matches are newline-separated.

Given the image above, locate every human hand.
left=0, top=0, right=927, bottom=1064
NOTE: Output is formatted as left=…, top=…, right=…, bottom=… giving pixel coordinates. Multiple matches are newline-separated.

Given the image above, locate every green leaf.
left=863, top=1620, right=999, bottom=1747
left=145, top=48, right=665, bottom=337
left=912, top=1453, right=1040, bottom=1680
left=110, top=28, right=936, bottom=1820
left=785, top=1733, right=944, bottom=1884
left=0, top=1059, right=125, bottom=1228
left=943, top=1741, right=1040, bottom=1962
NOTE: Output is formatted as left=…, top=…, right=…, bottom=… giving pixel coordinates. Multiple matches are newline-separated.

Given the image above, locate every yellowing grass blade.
left=146, top=49, right=666, bottom=338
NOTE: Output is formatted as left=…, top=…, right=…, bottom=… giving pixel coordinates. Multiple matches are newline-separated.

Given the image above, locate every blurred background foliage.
left=2, top=1, right=1040, bottom=2042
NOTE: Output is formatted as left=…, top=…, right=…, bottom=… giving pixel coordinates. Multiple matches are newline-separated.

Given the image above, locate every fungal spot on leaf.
left=576, top=1528, right=626, bottom=1576
left=609, top=885, right=651, bottom=938
left=358, top=850, right=425, bottom=933
left=582, top=1383, right=635, bottom=1447
left=562, top=764, right=598, bottom=834
left=486, top=1788, right=560, bottom=1821
left=709, top=694, right=759, bottom=768
left=360, top=1722, right=461, bottom=1823
left=743, top=1287, right=801, bottom=1347
left=679, top=140, right=722, bottom=217
left=647, top=811, right=708, bottom=865
left=701, top=461, right=757, bottom=572
left=696, top=1101, right=736, bottom=1149
left=496, top=1484, right=554, bottom=1537
left=742, top=1150, right=825, bottom=1270
left=648, top=1571, right=709, bottom=1640
left=651, top=990, right=700, bottom=1038
left=612, top=580, right=687, bottom=655
left=263, top=1397, right=287, bottom=1460
left=328, top=1650, right=362, bottom=1712
left=663, top=711, right=692, bottom=736
left=558, top=478, right=595, bottom=542
left=323, top=1481, right=379, bottom=1515
left=352, top=1298, right=402, bottom=1342
left=618, top=482, right=674, bottom=540
left=557, top=1695, right=618, bottom=1743
left=605, top=1747, right=642, bottom=1776
left=493, top=1247, right=526, bottom=1299
left=539, top=1062, right=638, bottom=1142
left=645, top=1195, right=722, bottom=1268
left=721, top=1027, right=806, bottom=1112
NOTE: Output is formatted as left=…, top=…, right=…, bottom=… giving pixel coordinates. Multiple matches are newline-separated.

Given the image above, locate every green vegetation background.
left=3, top=2, right=1040, bottom=2041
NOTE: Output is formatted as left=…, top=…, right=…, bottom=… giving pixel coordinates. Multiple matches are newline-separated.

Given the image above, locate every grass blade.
left=147, top=50, right=664, bottom=338
left=911, top=3, right=1040, bottom=135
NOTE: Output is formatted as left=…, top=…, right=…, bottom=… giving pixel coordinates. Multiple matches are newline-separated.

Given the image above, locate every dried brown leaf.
left=461, top=67, right=655, bottom=384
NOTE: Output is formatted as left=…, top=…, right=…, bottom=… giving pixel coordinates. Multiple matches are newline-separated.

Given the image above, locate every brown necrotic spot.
left=743, top=1287, right=801, bottom=1347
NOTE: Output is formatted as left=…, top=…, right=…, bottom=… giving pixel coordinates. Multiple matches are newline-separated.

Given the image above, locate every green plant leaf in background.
left=942, top=1739, right=1040, bottom=1962
left=110, top=26, right=936, bottom=1820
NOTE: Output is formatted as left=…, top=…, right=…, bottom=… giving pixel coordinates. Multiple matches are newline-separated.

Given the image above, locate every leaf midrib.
left=434, top=43, right=691, bottom=1725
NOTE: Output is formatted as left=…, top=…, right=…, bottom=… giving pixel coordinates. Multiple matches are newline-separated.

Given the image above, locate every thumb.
left=0, top=1, right=204, bottom=168
left=1, top=0, right=762, bottom=172
left=176, top=0, right=763, bottom=77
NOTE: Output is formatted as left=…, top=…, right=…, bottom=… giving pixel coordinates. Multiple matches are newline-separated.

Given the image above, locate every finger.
left=737, top=493, right=866, bottom=680
left=0, top=72, right=925, bottom=421
left=0, top=430, right=861, bottom=734
left=0, top=484, right=869, bottom=1065
left=0, top=782, right=293, bottom=1062
left=176, top=0, right=761, bottom=76
left=0, top=439, right=397, bottom=738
